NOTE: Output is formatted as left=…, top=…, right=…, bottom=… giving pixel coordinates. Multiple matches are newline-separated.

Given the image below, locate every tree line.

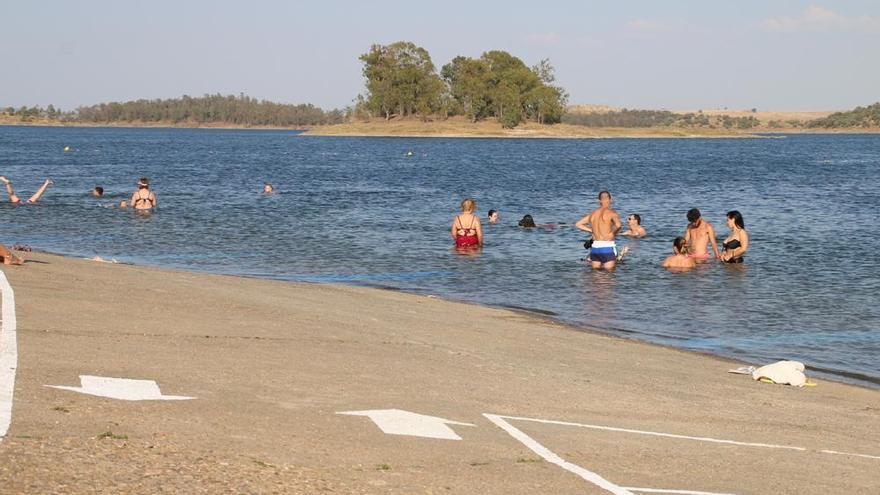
left=808, top=102, right=880, bottom=128
left=355, top=41, right=568, bottom=128
left=1, top=94, right=344, bottom=127
left=562, top=109, right=760, bottom=129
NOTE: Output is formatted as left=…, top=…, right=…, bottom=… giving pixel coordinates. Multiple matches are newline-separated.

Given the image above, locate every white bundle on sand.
left=751, top=360, right=807, bottom=387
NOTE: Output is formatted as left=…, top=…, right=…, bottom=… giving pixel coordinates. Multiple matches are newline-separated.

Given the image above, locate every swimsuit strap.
left=134, top=191, right=153, bottom=206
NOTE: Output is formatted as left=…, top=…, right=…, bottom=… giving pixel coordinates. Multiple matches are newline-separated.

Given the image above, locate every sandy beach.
left=0, top=252, right=878, bottom=494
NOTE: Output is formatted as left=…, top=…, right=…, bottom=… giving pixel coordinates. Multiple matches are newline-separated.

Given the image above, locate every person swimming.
left=130, top=177, right=157, bottom=211
left=662, top=236, right=696, bottom=271
left=621, top=213, right=646, bottom=237
left=488, top=209, right=499, bottom=224
left=0, top=176, right=53, bottom=204
left=451, top=198, right=482, bottom=249
left=518, top=214, right=536, bottom=228
left=263, top=183, right=275, bottom=194
left=92, top=186, right=104, bottom=198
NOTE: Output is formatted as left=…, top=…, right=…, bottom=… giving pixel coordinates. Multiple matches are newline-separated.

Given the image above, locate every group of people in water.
left=0, top=176, right=159, bottom=265
left=451, top=190, right=749, bottom=271
left=0, top=176, right=280, bottom=265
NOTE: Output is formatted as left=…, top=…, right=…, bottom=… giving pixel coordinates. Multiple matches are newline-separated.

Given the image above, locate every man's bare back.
left=576, top=191, right=622, bottom=270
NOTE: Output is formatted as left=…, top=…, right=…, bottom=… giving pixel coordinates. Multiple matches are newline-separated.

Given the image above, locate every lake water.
left=1, top=126, right=878, bottom=387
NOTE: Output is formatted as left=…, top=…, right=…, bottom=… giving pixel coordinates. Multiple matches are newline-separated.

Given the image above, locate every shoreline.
left=27, top=248, right=880, bottom=390
left=4, top=120, right=880, bottom=138
left=2, top=251, right=878, bottom=493
left=1, top=251, right=878, bottom=493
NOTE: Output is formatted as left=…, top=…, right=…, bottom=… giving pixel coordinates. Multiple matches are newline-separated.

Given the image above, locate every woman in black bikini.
left=130, top=177, right=157, bottom=211
left=721, top=210, right=748, bottom=263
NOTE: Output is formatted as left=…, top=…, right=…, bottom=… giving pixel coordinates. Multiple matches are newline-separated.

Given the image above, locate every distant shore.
left=301, top=119, right=880, bottom=139
left=4, top=115, right=880, bottom=138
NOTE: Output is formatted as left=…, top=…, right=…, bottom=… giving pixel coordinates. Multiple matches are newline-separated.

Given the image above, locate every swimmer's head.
left=92, top=186, right=104, bottom=198
left=263, top=183, right=274, bottom=194
left=687, top=208, right=701, bottom=224
left=488, top=209, right=498, bottom=223
left=460, top=198, right=476, bottom=213
left=137, top=177, right=150, bottom=189
left=518, top=214, right=536, bottom=228
left=119, top=200, right=128, bottom=208
left=673, top=236, right=688, bottom=255
left=598, top=190, right=612, bottom=206
left=628, top=213, right=641, bottom=226
left=727, top=210, right=744, bottom=229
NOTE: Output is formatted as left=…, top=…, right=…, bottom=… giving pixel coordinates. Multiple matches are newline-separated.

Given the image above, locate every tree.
left=359, top=41, right=445, bottom=120
left=441, top=56, right=491, bottom=122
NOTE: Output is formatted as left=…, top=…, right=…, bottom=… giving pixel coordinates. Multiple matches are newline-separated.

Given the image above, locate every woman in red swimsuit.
left=450, top=198, right=483, bottom=249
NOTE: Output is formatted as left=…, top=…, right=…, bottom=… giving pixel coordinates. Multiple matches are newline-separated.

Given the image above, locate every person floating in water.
left=720, top=210, right=749, bottom=263
left=263, top=183, right=274, bottom=194
left=662, top=237, right=696, bottom=271
left=130, top=177, right=157, bottom=211
left=621, top=213, right=646, bottom=237
left=0, top=176, right=53, bottom=204
left=488, top=209, right=499, bottom=224
left=684, top=208, right=720, bottom=261
left=0, top=243, right=24, bottom=265
left=518, top=214, right=536, bottom=228
left=576, top=190, right=622, bottom=270
left=92, top=186, right=104, bottom=198
left=451, top=198, right=483, bottom=249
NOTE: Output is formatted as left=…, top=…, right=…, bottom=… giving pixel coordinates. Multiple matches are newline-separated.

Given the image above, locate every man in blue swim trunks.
left=576, top=190, right=623, bottom=270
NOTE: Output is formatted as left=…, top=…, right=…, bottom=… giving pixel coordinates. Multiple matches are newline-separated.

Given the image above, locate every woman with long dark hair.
left=721, top=210, right=749, bottom=263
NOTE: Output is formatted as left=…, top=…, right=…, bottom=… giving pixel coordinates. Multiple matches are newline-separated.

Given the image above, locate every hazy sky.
left=2, top=1, right=879, bottom=111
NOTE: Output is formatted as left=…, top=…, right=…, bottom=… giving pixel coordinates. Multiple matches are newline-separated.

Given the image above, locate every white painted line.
left=819, top=449, right=880, bottom=461
left=483, top=413, right=635, bottom=495
left=338, top=409, right=475, bottom=440
left=46, top=375, right=194, bottom=401
left=494, top=414, right=806, bottom=452
left=0, top=271, right=17, bottom=443
left=624, top=488, right=738, bottom=495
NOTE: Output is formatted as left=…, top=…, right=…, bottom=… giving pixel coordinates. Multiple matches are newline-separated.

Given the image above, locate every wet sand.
left=0, top=252, right=877, bottom=494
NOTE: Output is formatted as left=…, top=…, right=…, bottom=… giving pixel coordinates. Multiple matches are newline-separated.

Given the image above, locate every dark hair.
left=686, top=208, right=701, bottom=223
left=629, top=213, right=641, bottom=225
left=518, top=214, right=536, bottom=228
left=727, top=210, right=745, bottom=229
left=673, top=236, right=688, bottom=254
left=598, top=190, right=611, bottom=200
left=488, top=209, right=497, bottom=217
left=94, top=186, right=104, bottom=195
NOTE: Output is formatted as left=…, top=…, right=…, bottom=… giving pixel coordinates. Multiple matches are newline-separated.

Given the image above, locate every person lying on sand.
left=0, top=243, right=24, bottom=265
left=0, top=176, right=53, bottom=204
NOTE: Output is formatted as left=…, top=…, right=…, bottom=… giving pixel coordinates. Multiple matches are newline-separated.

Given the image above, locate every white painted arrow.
left=337, top=409, right=475, bottom=440
left=46, top=375, right=194, bottom=401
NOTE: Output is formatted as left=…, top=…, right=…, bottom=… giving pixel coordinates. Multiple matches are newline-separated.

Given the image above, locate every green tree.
left=441, top=56, right=491, bottom=122
left=359, top=41, right=444, bottom=120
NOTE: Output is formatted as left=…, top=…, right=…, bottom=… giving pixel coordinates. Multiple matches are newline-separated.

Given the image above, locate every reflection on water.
left=1, top=126, right=878, bottom=387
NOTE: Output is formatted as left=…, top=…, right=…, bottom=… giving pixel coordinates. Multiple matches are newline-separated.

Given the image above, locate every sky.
left=2, top=1, right=879, bottom=111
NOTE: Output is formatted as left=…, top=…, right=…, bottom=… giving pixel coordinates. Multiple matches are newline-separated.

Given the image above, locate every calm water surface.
left=1, top=126, right=878, bottom=386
